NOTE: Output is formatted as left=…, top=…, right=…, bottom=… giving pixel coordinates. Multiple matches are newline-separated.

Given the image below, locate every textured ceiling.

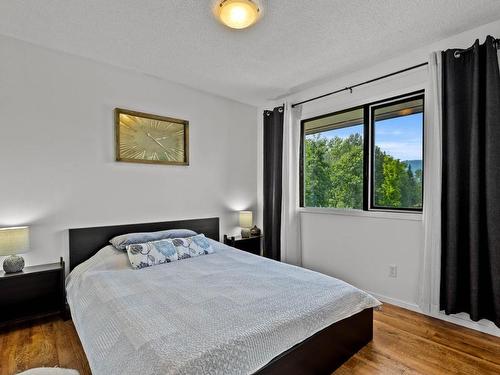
left=1, top=0, right=500, bottom=105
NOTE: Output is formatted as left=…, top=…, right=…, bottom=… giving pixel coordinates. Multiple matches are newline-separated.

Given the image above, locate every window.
left=371, top=95, right=424, bottom=210
left=301, top=91, right=424, bottom=212
left=302, top=108, right=364, bottom=209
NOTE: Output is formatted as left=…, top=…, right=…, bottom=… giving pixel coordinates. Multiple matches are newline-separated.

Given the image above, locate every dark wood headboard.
left=68, top=217, right=220, bottom=270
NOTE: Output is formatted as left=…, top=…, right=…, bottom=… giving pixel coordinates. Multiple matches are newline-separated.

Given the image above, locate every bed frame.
left=68, top=217, right=373, bottom=374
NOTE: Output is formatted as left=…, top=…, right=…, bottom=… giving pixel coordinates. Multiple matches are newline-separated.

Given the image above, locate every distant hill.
left=403, top=160, right=422, bottom=172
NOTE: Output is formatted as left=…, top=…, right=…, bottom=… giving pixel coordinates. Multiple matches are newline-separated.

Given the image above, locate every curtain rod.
left=291, top=62, right=429, bottom=108
left=291, top=37, right=499, bottom=108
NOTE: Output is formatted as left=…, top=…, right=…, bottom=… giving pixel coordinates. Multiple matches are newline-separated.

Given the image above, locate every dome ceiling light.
left=216, top=0, right=261, bottom=30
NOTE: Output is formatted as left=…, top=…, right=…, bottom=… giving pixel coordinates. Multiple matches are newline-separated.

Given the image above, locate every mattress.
left=66, top=239, right=380, bottom=375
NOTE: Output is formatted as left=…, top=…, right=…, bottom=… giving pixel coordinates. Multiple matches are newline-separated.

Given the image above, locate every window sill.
left=298, top=207, right=423, bottom=221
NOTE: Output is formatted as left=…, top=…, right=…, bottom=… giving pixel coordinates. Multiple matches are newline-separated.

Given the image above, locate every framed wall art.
left=115, top=108, right=189, bottom=165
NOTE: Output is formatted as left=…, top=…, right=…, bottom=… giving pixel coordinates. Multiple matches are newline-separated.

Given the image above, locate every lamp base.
left=3, top=255, right=25, bottom=273
left=241, top=228, right=251, bottom=238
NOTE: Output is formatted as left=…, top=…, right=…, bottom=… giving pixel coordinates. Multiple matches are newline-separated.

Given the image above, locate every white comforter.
left=66, top=240, right=380, bottom=375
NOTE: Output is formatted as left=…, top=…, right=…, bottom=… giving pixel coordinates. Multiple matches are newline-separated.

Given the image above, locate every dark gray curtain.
left=441, top=36, right=500, bottom=327
left=263, top=106, right=284, bottom=261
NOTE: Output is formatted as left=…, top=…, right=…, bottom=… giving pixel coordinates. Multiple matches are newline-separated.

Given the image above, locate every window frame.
left=299, top=89, right=425, bottom=213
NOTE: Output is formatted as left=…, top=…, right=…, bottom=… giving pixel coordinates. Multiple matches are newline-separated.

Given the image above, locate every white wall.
left=275, top=19, right=500, bottom=335
left=0, top=34, right=258, bottom=269
left=301, top=212, right=422, bottom=304
left=297, top=65, right=428, bottom=307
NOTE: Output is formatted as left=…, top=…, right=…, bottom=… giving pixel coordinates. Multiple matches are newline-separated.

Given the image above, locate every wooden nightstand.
left=223, top=234, right=262, bottom=256
left=0, top=258, right=65, bottom=327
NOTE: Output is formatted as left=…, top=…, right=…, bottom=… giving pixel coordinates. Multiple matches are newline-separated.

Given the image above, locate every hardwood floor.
left=338, top=304, right=500, bottom=374
left=0, top=304, right=499, bottom=375
left=0, top=316, right=90, bottom=375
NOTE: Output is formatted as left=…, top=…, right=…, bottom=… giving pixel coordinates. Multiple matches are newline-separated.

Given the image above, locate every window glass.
left=303, top=108, right=364, bottom=209
left=372, top=96, right=424, bottom=210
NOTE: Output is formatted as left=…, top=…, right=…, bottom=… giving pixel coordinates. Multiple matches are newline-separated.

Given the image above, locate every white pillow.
left=110, top=229, right=197, bottom=250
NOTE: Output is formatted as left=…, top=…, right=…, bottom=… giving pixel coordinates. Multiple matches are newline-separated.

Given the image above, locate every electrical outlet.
left=389, top=265, right=397, bottom=278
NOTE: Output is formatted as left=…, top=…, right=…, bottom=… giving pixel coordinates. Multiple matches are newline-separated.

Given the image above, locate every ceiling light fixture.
left=216, top=0, right=261, bottom=30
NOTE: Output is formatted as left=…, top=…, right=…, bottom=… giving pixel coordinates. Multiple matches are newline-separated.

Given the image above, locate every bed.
left=66, top=217, right=380, bottom=375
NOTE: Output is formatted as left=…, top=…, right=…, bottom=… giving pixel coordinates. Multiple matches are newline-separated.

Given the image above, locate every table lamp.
left=0, top=226, right=30, bottom=273
left=239, top=211, right=253, bottom=238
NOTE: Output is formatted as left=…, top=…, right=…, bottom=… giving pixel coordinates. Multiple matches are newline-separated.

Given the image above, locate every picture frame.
left=115, top=108, right=189, bottom=166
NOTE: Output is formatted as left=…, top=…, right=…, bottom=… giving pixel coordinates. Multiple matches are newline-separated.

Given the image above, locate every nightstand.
left=223, top=234, right=262, bottom=256
left=0, top=257, right=65, bottom=327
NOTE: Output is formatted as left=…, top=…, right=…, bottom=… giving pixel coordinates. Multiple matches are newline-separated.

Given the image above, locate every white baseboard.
left=368, top=292, right=421, bottom=312
left=368, top=291, right=500, bottom=338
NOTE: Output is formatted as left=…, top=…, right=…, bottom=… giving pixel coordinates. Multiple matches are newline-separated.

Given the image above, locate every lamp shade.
left=239, top=211, right=253, bottom=228
left=0, top=227, right=30, bottom=256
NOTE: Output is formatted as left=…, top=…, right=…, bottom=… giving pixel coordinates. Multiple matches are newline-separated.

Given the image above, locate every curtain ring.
left=454, top=50, right=461, bottom=58
left=278, top=107, right=283, bottom=113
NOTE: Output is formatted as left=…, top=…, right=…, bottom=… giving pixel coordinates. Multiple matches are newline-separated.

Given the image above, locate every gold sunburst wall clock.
left=115, top=108, right=189, bottom=165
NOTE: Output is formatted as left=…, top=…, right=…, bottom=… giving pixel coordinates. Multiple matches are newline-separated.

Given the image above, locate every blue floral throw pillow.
left=171, top=234, right=214, bottom=260
left=126, top=234, right=214, bottom=269
left=126, top=239, right=179, bottom=269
